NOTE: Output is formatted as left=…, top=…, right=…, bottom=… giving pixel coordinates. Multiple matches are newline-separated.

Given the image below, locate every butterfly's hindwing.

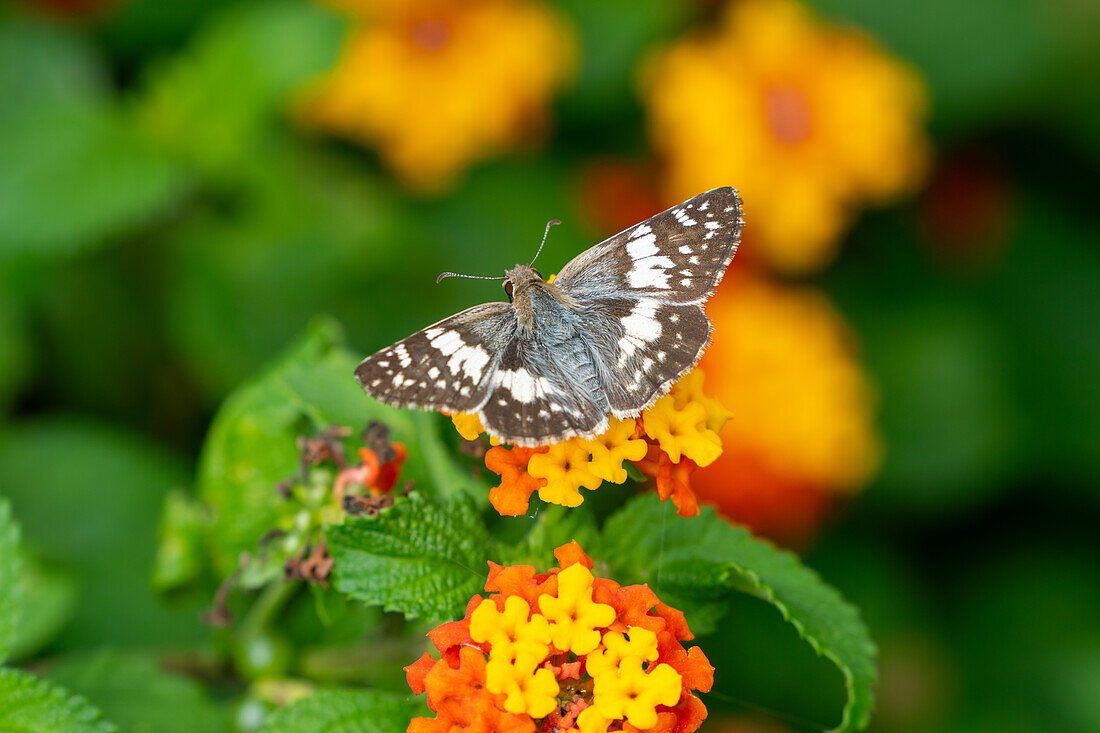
left=554, top=187, right=743, bottom=305
left=478, top=332, right=609, bottom=446
left=578, top=297, right=712, bottom=415
left=354, top=303, right=514, bottom=414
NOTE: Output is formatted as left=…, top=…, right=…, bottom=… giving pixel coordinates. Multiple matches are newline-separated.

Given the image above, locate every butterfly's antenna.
left=435, top=271, right=505, bottom=285
left=529, top=219, right=561, bottom=267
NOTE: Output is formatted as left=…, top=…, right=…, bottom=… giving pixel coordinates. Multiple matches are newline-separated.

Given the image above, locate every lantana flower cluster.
left=406, top=542, right=713, bottom=732
left=452, top=369, right=731, bottom=518
left=302, top=0, right=575, bottom=192
left=643, top=0, right=929, bottom=273
left=203, top=422, right=409, bottom=622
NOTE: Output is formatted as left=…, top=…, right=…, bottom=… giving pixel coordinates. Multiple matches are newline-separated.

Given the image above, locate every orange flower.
left=694, top=273, right=880, bottom=545
left=485, top=446, right=548, bottom=516
left=302, top=0, right=576, bottom=192
left=643, top=0, right=929, bottom=273
left=408, top=543, right=713, bottom=732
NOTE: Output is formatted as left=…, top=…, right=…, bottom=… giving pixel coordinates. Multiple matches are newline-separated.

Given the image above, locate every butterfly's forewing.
left=555, top=187, right=743, bottom=415
left=355, top=302, right=515, bottom=414
left=554, top=187, right=743, bottom=305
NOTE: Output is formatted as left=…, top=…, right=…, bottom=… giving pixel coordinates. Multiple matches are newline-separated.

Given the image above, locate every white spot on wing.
left=673, top=209, right=697, bottom=226
left=447, top=343, right=490, bottom=380
left=429, top=330, right=464, bottom=356
left=630, top=224, right=652, bottom=239
left=626, top=233, right=658, bottom=259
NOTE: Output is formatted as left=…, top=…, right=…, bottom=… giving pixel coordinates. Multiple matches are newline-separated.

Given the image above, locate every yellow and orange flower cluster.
left=302, top=0, right=575, bottom=191
left=406, top=542, right=713, bottom=732
left=693, top=274, right=880, bottom=545
left=453, top=369, right=730, bottom=518
left=643, top=0, right=929, bottom=273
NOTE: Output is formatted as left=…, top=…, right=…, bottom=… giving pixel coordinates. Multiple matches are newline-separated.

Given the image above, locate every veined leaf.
left=0, top=668, right=116, bottom=733
left=261, top=688, right=424, bottom=733
left=0, top=499, right=20, bottom=663
left=327, top=493, right=493, bottom=623
left=600, top=495, right=877, bottom=732
left=198, top=319, right=489, bottom=575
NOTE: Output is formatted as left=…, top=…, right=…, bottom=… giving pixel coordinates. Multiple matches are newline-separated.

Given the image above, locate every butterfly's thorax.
left=506, top=265, right=581, bottom=341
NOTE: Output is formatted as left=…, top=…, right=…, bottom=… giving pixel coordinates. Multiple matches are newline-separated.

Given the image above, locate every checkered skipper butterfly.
left=355, top=187, right=743, bottom=447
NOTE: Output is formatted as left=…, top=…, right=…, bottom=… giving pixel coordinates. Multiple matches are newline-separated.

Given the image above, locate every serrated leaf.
left=46, top=651, right=228, bottom=733
left=199, top=320, right=489, bottom=576
left=0, top=668, right=116, bottom=733
left=0, top=498, right=21, bottom=663
left=261, top=688, right=425, bottom=733
left=600, top=495, right=877, bottom=732
left=327, top=493, right=493, bottom=623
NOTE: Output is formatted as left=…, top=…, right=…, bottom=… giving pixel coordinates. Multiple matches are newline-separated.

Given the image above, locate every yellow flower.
left=573, top=707, right=610, bottom=733
left=642, top=395, right=723, bottom=467
left=450, top=412, right=499, bottom=445
left=469, top=596, right=551, bottom=663
left=643, top=0, right=929, bottom=273
left=585, top=627, right=659, bottom=678
left=700, top=274, right=880, bottom=494
left=528, top=441, right=603, bottom=508
left=669, top=369, right=733, bottom=434
left=592, top=656, right=683, bottom=730
left=538, top=564, right=616, bottom=655
left=485, top=651, right=559, bottom=717
left=581, top=417, right=648, bottom=484
left=302, top=0, right=576, bottom=192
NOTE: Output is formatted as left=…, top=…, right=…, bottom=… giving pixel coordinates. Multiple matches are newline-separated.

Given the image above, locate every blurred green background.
left=0, top=0, right=1098, bottom=731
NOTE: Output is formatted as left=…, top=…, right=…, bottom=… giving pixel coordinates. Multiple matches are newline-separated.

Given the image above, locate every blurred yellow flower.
left=695, top=274, right=880, bottom=543
left=303, top=0, right=576, bottom=191
left=643, top=0, right=929, bottom=273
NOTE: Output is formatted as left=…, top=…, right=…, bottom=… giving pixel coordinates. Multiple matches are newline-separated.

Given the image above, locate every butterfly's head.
left=502, top=264, right=544, bottom=301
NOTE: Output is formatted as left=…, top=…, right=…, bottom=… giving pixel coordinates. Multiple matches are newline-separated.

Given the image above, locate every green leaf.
left=199, top=320, right=487, bottom=576
left=6, top=552, right=78, bottom=663
left=600, top=495, right=877, bottom=732
left=46, top=651, right=229, bottom=733
left=327, top=493, right=493, bottom=623
left=0, top=418, right=204, bottom=649
left=0, top=668, right=116, bottom=733
left=0, top=22, right=185, bottom=260
left=0, top=499, right=21, bottom=663
left=261, top=688, right=424, bottom=733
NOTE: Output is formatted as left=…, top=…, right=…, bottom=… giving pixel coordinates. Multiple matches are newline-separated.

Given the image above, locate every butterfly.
left=355, top=187, right=743, bottom=447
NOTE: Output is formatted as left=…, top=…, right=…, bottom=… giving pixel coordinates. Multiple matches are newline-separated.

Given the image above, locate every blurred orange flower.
left=695, top=274, right=880, bottom=545
left=643, top=0, right=929, bottom=273
left=303, top=0, right=576, bottom=191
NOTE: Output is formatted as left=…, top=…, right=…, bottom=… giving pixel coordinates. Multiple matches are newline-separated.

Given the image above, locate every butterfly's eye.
left=503, top=280, right=514, bottom=300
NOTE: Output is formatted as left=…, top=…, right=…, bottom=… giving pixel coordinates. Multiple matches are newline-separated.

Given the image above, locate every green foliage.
left=0, top=499, right=20, bottom=663
left=0, top=668, right=116, bottom=733
left=0, top=22, right=184, bottom=260
left=0, top=419, right=203, bottom=649
left=327, top=493, right=494, bottom=624
left=261, top=688, right=425, bottom=733
left=47, top=651, right=229, bottom=733
left=7, top=553, right=78, bottom=663
left=599, top=496, right=877, bottom=733
left=134, top=0, right=344, bottom=177
left=197, top=319, right=489, bottom=577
